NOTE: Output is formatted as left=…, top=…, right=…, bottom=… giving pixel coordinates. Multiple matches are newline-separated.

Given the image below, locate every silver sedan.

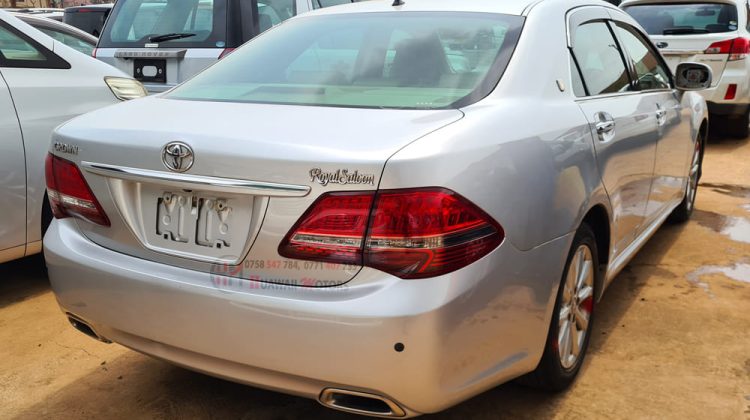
left=44, top=0, right=711, bottom=417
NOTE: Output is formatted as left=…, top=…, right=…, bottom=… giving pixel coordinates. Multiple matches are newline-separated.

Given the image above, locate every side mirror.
left=674, top=62, right=712, bottom=91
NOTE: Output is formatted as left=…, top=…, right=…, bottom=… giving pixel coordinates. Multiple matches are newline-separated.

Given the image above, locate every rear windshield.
left=623, top=3, right=739, bottom=35
left=98, top=0, right=227, bottom=48
left=167, top=12, right=524, bottom=110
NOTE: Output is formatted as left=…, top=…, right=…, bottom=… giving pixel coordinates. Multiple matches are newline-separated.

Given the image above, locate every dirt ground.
left=1, top=133, right=750, bottom=420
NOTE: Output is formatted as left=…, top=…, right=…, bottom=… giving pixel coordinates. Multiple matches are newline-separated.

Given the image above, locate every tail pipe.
left=67, top=314, right=111, bottom=343
left=319, top=388, right=406, bottom=417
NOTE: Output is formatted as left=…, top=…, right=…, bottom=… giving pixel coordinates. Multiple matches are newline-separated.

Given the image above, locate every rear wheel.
left=520, top=224, right=598, bottom=391
left=669, top=134, right=703, bottom=223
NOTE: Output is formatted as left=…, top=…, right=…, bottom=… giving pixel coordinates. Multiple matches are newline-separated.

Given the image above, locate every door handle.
left=594, top=111, right=616, bottom=141
left=596, top=120, right=615, bottom=134
left=656, top=104, right=667, bottom=126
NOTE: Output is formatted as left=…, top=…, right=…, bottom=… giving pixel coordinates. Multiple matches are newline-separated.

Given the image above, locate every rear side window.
left=64, top=10, right=110, bottom=37
left=623, top=3, right=739, bottom=35
left=0, top=22, right=69, bottom=69
left=99, top=0, right=227, bottom=48
left=614, top=24, right=671, bottom=90
left=571, top=21, right=631, bottom=96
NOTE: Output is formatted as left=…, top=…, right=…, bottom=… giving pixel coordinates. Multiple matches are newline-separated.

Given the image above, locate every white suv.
left=622, top=0, right=750, bottom=137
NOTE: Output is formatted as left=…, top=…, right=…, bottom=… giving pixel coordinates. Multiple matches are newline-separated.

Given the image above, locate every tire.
left=519, top=223, right=599, bottom=391
left=726, top=112, right=749, bottom=139
left=669, top=134, right=704, bottom=223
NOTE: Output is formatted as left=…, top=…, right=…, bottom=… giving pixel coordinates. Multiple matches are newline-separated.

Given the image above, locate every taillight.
left=279, top=192, right=374, bottom=265
left=45, top=154, right=110, bottom=227
left=705, top=37, right=750, bottom=60
left=219, top=48, right=235, bottom=59
left=279, top=188, right=504, bottom=279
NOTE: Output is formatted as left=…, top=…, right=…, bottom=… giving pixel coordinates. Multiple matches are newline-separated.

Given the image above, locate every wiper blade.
left=663, top=28, right=709, bottom=35
left=148, top=32, right=196, bottom=43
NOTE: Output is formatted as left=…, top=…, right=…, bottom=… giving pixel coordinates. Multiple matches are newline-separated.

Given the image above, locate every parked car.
left=3, top=8, right=64, bottom=21
left=12, top=13, right=97, bottom=56
left=94, top=0, right=365, bottom=93
left=44, top=0, right=710, bottom=417
left=0, top=10, right=146, bottom=265
left=622, top=0, right=750, bottom=137
left=63, top=4, right=113, bottom=37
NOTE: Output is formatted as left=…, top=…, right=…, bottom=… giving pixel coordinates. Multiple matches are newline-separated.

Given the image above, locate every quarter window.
left=614, top=24, right=671, bottom=90
left=571, top=21, right=631, bottom=96
left=0, top=25, right=45, bottom=61
left=0, top=23, right=69, bottom=69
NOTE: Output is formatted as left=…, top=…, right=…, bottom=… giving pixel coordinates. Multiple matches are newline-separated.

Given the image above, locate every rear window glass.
left=98, top=0, right=227, bottom=48
left=64, top=9, right=110, bottom=37
left=624, top=3, right=739, bottom=35
left=167, top=12, right=524, bottom=110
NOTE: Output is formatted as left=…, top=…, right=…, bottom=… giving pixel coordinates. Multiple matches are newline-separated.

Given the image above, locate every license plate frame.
left=134, top=58, right=166, bottom=83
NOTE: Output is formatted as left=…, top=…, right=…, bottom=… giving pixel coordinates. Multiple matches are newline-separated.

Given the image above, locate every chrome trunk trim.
left=81, top=162, right=311, bottom=197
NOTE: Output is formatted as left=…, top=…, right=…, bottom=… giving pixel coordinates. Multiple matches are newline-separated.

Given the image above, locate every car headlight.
left=104, top=77, right=148, bottom=101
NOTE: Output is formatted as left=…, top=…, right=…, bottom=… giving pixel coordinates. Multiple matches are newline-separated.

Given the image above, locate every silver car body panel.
left=45, top=0, right=709, bottom=415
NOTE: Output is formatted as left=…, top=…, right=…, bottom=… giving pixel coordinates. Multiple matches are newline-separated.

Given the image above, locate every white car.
left=0, top=11, right=146, bottom=265
left=94, top=0, right=366, bottom=93
left=622, top=0, right=750, bottom=137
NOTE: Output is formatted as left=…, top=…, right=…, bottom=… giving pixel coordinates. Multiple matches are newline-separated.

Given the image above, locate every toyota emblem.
left=162, top=142, right=194, bottom=173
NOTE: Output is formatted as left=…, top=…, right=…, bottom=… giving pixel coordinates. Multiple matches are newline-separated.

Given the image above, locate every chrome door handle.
left=656, top=104, right=667, bottom=126
left=596, top=120, right=615, bottom=134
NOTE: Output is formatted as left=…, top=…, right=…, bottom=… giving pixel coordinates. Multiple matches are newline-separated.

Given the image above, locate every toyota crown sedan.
left=44, top=0, right=711, bottom=417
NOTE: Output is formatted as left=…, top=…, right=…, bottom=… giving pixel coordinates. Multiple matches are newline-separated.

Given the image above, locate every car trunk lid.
left=53, top=97, right=464, bottom=286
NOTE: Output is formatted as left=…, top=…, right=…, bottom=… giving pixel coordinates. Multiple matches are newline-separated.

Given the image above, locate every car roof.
left=621, top=0, right=740, bottom=6
left=10, top=12, right=98, bottom=42
left=307, top=0, right=541, bottom=17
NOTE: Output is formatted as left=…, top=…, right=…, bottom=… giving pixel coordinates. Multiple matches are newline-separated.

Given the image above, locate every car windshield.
left=99, top=0, right=226, bottom=48
left=167, top=12, right=524, bottom=110
left=624, top=3, right=739, bottom=35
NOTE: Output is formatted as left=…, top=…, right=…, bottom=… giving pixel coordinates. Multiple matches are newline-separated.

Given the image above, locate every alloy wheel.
left=558, top=245, right=595, bottom=370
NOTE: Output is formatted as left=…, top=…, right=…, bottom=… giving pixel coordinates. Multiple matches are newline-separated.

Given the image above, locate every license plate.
left=157, top=192, right=233, bottom=250
left=134, top=58, right=166, bottom=83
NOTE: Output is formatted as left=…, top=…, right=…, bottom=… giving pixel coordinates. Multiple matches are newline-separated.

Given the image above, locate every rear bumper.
left=701, top=60, right=750, bottom=114
left=44, top=219, right=572, bottom=415
left=706, top=102, right=750, bottom=117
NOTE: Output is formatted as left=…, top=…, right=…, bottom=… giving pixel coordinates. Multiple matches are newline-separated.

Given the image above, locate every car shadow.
left=0, top=254, right=50, bottom=311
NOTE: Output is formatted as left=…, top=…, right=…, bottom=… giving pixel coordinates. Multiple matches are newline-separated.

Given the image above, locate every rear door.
left=569, top=8, right=659, bottom=256
left=623, top=2, right=742, bottom=86
left=610, top=19, right=691, bottom=225
left=0, top=25, right=29, bottom=258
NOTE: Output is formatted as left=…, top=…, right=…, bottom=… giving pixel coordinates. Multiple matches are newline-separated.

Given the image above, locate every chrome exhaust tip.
left=319, top=388, right=406, bottom=417
left=67, top=314, right=111, bottom=343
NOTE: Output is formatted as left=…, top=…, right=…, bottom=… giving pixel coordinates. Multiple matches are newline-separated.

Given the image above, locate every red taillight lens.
left=279, top=192, right=374, bottom=265
left=279, top=188, right=504, bottom=279
left=45, top=154, right=110, bottom=227
left=705, top=38, right=750, bottom=60
left=219, top=48, right=235, bottom=59
left=365, top=189, right=504, bottom=279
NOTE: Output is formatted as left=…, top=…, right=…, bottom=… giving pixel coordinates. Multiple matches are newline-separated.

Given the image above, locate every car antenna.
left=392, top=0, right=405, bottom=6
